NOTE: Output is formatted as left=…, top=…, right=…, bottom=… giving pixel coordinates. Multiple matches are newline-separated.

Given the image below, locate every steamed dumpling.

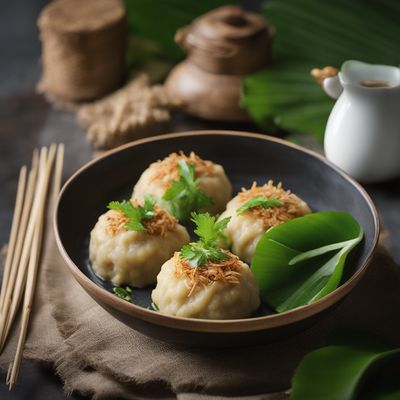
left=219, top=181, right=311, bottom=264
left=89, top=202, right=190, bottom=288
left=151, top=252, right=260, bottom=319
left=132, top=151, right=232, bottom=217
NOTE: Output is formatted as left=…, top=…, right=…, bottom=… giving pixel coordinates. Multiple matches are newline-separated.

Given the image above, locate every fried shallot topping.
left=174, top=251, right=242, bottom=297
left=150, top=151, right=215, bottom=186
left=105, top=204, right=177, bottom=237
left=105, top=210, right=128, bottom=236
left=238, top=180, right=310, bottom=228
left=143, top=205, right=177, bottom=236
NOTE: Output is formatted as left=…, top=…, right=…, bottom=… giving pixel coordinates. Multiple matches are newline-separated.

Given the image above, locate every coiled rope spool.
left=37, top=0, right=127, bottom=102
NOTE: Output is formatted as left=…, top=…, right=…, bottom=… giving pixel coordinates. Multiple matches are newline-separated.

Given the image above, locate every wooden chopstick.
left=0, top=151, right=40, bottom=347
left=0, top=145, right=57, bottom=352
left=0, top=166, right=27, bottom=313
left=53, top=144, right=64, bottom=196
left=0, top=152, right=38, bottom=316
left=6, top=144, right=64, bottom=389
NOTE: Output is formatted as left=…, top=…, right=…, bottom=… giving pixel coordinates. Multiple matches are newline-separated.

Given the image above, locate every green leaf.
left=143, top=194, right=156, bottom=219
left=180, top=242, right=229, bottom=268
left=191, top=212, right=230, bottom=246
left=179, top=212, right=230, bottom=267
left=265, top=0, right=400, bottom=66
left=182, top=244, right=229, bottom=267
left=162, top=179, right=186, bottom=202
left=251, top=211, right=363, bottom=312
left=291, top=332, right=400, bottom=400
left=162, top=160, right=213, bottom=221
left=124, top=0, right=236, bottom=60
left=113, top=286, right=133, bottom=302
left=358, top=357, right=400, bottom=400
left=108, top=200, right=145, bottom=231
left=289, top=239, right=360, bottom=266
left=180, top=243, right=208, bottom=267
left=242, top=63, right=334, bottom=142
left=241, top=0, right=400, bottom=141
left=236, top=197, right=283, bottom=215
left=107, top=198, right=156, bottom=232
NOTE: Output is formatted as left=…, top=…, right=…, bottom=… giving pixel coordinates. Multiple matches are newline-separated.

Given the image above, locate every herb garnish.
left=108, top=195, right=156, bottom=231
left=162, top=160, right=213, bottom=221
left=151, top=302, right=159, bottom=311
left=237, top=197, right=283, bottom=215
left=179, top=212, right=231, bottom=268
left=113, top=286, right=132, bottom=302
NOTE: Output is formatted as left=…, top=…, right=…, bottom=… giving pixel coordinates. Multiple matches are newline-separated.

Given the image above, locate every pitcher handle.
left=323, top=76, right=343, bottom=99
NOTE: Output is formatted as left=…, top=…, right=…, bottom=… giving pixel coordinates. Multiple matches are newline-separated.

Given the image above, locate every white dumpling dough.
left=220, top=181, right=311, bottom=264
left=132, top=152, right=232, bottom=215
left=89, top=209, right=190, bottom=288
left=151, top=254, right=260, bottom=319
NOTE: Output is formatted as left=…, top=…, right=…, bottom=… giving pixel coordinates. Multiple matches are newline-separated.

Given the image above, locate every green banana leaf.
left=241, top=0, right=400, bottom=141
left=291, top=332, right=400, bottom=400
left=124, top=0, right=236, bottom=60
left=358, top=357, right=400, bottom=400
left=241, top=63, right=334, bottom=140
left=251, top=211, right=363, bottom=312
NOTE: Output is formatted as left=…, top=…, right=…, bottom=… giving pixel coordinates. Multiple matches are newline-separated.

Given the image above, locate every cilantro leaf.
left=237, top=197, right=283, bottom=215
left=108, top=197, right=156, bottom=232
left=180, top=243, right=229, bottom=268
left=113, top=286, right=132, bottom=302
left=191, top=212, right=230, bottom=246
left=179, top=212, right=231, bottom=268
left=143, top=194, right=156, bottom=219
left=162, top=160, right=213, bottom=221
left=178, top=158, right=194, bottom=183
left=180, top=243, right=208, bottom=267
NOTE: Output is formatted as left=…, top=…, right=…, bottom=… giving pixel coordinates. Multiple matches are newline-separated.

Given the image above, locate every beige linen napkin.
left=1, top=207, right=400, bottom=399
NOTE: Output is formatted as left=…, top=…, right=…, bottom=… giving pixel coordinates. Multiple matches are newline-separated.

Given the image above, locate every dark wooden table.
left=1, top=1, right=399, bottom=399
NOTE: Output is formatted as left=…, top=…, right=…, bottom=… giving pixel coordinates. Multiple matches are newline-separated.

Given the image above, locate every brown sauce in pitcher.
left=359, top=79, right=394, bottom=88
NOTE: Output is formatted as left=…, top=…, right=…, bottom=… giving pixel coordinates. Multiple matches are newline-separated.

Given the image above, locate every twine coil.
left=37, top=0, right=127, bottom=102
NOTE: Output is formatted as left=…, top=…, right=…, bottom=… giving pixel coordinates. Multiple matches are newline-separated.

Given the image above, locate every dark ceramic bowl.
left=54, top=131, right=379, bottom=347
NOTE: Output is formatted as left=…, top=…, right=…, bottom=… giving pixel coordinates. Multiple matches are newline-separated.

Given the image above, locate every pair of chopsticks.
left=0, top=144, right=64, bottom=390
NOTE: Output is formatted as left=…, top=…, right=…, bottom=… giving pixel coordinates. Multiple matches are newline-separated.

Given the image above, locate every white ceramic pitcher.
left=323, top=60, right=400, bottom=183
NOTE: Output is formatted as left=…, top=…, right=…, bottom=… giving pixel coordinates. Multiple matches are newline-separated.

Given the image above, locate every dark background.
left=1, top=0, right=399, bottom=398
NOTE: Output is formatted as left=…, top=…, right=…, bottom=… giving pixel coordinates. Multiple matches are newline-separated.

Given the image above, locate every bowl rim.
left=54, top=130, right=380, bottom=333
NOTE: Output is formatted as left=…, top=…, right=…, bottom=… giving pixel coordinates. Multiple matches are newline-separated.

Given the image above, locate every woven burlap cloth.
left=1, top=204, right=400, bottom=399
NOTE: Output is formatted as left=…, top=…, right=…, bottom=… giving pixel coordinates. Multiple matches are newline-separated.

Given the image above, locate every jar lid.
left=176, top=6, right=273, bottom=75
left=189, top=6, right=268, bottom=43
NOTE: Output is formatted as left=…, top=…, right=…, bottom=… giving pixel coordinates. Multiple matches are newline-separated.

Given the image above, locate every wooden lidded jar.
left=165, top=6, right=273, bottom=122
left=38, top=0, right=127, bottom=102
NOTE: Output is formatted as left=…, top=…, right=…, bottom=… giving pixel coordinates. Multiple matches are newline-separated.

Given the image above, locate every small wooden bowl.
left=54, top=131, right=379, bottom=347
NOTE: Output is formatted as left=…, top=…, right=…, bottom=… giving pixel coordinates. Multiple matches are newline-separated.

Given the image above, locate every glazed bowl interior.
left=55, top=131, right=379, bottom=344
